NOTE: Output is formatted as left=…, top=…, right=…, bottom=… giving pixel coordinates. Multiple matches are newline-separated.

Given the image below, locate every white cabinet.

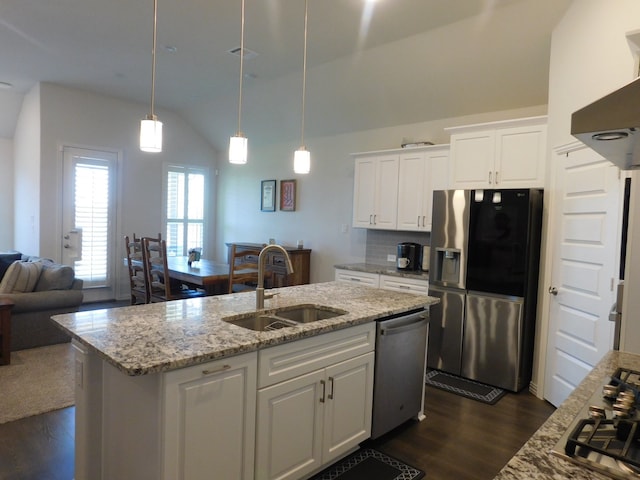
left=75, top=350, right=258, bottom=480
left=336, top=268, right=428, bottom=294
left=163, top=354, right=257, bottom=480
left=334, top=268, right=380, bottom=287
left=397, top=146, right=449, bottom=231
left=255, top=323, right=375, bottom=480
left=352, top=154, right=399, bottom=229
left=352, top=145, right=450, bottom=231
left=379, top=274, right=429, bottom=294
left=447, top=116, right=547, bottom=189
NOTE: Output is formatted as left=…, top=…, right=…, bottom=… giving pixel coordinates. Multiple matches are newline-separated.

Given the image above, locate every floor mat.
left=310, top=448, right=424, bottom=480
left=425, top=369, right=506, bottom=405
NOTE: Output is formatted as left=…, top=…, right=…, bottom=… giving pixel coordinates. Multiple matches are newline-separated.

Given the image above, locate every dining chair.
left=124, top=234, right=148, bottom=304
left=142, top=237, right=205, bottom=302
left=228, top=244, right=263, bottom=294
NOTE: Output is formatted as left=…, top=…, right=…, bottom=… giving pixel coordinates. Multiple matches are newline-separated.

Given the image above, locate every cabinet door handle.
left=202, top=364, right=231, bottom=375
left=320, top=379, right=326, bottom=403
left=422, top=215, right=426, bottom=227
left=369, top=214, right=373, bottom=225
left=488, top=171, right=492, bottom=184
left=328, top=377, right=335, bottom=400
left=495, top=171, right=499, bottom=184
left=417, top=216, right=420, bottom=227
left=373, top=214, right=377, bottom=225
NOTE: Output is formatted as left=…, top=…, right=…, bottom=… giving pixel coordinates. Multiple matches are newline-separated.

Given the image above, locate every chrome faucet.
left=256, top=244, right=294, bottom=309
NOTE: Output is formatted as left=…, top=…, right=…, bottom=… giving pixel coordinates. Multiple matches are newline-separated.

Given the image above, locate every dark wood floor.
left=0, top=383, right=554, bottom=479
left=369, top=385, right=556, bottom=480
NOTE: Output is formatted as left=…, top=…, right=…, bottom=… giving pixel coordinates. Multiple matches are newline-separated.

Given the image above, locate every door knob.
left=549, top=286, right=558, bottom=296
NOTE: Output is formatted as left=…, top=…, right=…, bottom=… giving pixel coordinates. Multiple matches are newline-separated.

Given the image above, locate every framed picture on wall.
left=280, top=179, right=296, bottom=211
left=261, top=180, right=276, bottom=212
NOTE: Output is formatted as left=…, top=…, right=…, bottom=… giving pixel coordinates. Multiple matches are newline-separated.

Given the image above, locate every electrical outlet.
left=387, top=254, right=396, bottom=262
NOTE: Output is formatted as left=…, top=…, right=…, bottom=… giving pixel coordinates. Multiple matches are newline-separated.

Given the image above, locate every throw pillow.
left=0, top=261, right=43, bottom=293
left=34, top=262, right=75, bottom=291
left=0, top=253, right=23, bottom=281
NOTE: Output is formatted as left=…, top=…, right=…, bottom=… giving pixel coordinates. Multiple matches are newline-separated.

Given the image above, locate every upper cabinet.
left=446, top=116, right=547, bottom=189
left=397, top=146, right=449, bottom=232
left=352, top=153, right=399, bottom=229
left=352, top=145, right=450, bottom=231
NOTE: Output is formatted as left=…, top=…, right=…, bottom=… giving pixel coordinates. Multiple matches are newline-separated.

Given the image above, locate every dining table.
left=165, top=257, right=233, bottom=295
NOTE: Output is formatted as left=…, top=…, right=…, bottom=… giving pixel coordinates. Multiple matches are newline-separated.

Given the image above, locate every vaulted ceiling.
left=0, top=0, right=571, bottom=150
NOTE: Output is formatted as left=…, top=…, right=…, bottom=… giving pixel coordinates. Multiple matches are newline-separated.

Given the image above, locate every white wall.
left=13, top=85, right=41, bottom=254
left=13, top=82, right=218, bottom=298
left=0, top=137, right=13, bottom=250
left=216, top=104, right=546, bottom=283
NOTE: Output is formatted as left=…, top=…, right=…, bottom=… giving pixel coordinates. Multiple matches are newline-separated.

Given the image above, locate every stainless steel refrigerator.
left=427, top=189, right=543, bottom=392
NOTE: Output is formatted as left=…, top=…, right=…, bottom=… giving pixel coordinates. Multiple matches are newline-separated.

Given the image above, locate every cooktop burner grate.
left=565, top=419, right=640, bottom=469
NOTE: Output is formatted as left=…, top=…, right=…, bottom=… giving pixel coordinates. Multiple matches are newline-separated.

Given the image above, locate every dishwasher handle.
left=379, top=316, right=428, bottom=336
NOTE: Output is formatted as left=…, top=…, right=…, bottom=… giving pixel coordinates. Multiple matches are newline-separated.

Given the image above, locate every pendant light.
left=229, top=0, right=248, bottom=164
left=140, top=0, right=163, bottom=153
left=293, top=0, right=311, bottom=174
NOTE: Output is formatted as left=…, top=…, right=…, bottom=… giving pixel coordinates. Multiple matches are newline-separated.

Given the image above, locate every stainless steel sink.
left=225, top=314, right=298, bottom=331
left=222, top=304, right=347, bottom=331
left=272, top=305, right=347, bottom=323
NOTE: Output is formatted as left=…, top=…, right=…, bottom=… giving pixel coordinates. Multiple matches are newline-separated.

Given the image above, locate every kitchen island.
left=495, top=349, right=640, bottom=479
left=52, top=281, right=436, bottom=480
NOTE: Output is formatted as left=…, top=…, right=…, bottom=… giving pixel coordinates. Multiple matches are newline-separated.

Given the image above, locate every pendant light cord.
left=300, top=0, right=308, bottom=148
left=150, top=0, right=158, bottom=119
left=237, top=0, right=245, bottom=135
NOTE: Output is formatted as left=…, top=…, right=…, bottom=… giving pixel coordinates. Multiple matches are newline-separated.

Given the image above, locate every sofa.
left=0, top=252, right=84, bottom=351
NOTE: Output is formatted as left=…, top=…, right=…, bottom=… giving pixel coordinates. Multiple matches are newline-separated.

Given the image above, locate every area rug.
left=310, top=448, right=424, bottom=480
left=0, top=342, right=74, bottom=424
left=425, top=369, right=506, bottom=405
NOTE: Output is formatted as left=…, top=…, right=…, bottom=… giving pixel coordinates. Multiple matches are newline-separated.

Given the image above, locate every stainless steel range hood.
left=571, top=77, right=640, bottom=170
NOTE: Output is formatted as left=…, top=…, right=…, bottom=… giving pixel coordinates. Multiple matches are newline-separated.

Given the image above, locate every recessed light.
left=0, top=82, right=13, bottom=90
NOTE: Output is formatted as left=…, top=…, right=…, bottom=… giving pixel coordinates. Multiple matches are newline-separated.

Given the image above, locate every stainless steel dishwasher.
left=371, top=308, right=428, bottom=439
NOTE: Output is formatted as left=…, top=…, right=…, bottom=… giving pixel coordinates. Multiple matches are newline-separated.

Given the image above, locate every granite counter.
left=495, top=349, right=640, bottom=479
left=51, top=281, right=436, bottom=376
left=334, top=262, right=430, bottom=280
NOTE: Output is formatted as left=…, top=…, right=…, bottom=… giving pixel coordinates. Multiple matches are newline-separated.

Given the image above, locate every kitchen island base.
left=73, top=323, right=379, bottom=480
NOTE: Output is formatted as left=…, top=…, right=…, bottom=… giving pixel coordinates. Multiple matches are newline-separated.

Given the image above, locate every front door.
left=544, top=145, right=622, bottom=407
left=62, top=146, right=118, bottom=302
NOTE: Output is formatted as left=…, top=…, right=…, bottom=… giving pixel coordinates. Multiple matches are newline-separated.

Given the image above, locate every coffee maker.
left=396, top=242, right=422, bottom=271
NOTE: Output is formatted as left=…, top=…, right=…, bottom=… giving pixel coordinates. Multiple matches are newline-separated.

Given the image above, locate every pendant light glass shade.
left=229, top=0, right=248, bottom=164
left=294, top=148, right=310, bottom=174
left=140, top=115, right=163, bottom=153
left=294, top=0, right=311, bottom=174
left=229, top=134, right=248, bottom=164
left=140, top=0, right=162, bottom=153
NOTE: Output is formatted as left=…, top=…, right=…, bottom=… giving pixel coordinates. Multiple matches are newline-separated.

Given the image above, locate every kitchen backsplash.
left=365, top=230, right=430, bottom=265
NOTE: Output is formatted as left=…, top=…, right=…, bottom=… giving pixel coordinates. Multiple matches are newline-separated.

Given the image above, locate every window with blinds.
left=166, top=166, right=206, bottom=256
left=73, top=160, right=110, bottom=285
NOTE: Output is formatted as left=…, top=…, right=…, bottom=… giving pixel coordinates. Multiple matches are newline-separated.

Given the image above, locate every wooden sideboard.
left=225, top=243, right=311, bottom=287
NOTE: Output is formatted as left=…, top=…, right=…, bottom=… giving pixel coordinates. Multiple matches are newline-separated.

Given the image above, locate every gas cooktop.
left=551, top=368, right=640, bottom=479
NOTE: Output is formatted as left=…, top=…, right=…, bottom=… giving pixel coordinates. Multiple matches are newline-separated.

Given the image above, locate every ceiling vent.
left=227, top=47, right=258, bottom=60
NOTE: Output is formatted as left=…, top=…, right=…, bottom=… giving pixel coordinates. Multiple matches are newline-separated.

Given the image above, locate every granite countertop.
left=52, top=281, right=436, bottom=377
left=494, top=349, right=640, bottom=479
left=334, top=263, right=430, bottom=280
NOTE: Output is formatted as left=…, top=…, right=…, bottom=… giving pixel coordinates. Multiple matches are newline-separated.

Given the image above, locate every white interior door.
left=62, top=146, right=118, bottom=302
left=544, top=145, right=622, bottom=407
